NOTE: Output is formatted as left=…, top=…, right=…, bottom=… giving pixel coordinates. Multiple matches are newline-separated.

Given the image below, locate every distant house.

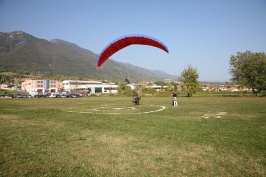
left=219, top=85, right=228, bottom=91
left=145, top=85, right=168, bottom=91
left=0, top=84, right=8, bottom=89
left=201, top=86, right=209, bottom=91
left=61, top=80, right=118, bottom=94
left=21, top=79, right=61, bottom=94
left=127, top=84, right=142, bottom=90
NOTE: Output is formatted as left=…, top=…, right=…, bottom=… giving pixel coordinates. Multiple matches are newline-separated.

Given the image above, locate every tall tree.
left=117, top=82, right=126, bottom=95
left=166, top=82, right=179, bottom=92
left=117, top=82, right=136, bottom=96
left=179, top=65, right=200, bottom=97
left=229, top=51, right=266, bottom=95
left=124, top=78, right=130, bottom=84
left=154, top=81, right=166, bottom=91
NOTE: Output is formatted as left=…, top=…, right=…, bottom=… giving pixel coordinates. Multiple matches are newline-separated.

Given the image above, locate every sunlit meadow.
left=0, top=96, right=265, bottom=176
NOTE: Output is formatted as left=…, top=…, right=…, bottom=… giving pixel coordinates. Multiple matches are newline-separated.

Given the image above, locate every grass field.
left=0, top=96, right=265, bottom=177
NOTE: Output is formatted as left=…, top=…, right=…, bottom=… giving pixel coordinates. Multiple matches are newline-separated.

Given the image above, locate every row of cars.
left=0, top=94, right=28, bottom=98
left=0, top=93, right=83, bottom=98
left=36, top=93, right=83, bottom=98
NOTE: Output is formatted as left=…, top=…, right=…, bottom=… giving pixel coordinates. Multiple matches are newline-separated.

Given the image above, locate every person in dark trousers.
left=133, top=95, right=141, bottom=105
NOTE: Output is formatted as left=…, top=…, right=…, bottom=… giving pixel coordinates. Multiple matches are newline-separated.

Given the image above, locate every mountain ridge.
left=0, top=31, right=177, bottom=82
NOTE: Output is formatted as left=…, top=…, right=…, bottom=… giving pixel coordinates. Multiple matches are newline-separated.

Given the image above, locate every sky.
left=0, top=0, right=265, bottom=82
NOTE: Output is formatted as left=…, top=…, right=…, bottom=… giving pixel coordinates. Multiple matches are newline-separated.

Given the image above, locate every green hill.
left=0, top=31, right=175, bottom=82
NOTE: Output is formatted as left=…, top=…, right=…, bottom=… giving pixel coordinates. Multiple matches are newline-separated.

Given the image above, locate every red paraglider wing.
left=97, top=35, right=169, bottom=67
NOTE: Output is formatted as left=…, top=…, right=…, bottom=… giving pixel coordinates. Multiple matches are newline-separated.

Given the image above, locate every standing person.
left=172, top=92, right=178, bottom=106
left=171, top=92, right=174, bottom=106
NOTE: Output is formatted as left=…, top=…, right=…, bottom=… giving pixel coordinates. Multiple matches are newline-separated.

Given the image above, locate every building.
left=127, top=84, right=142, bottom=90
left=145, top=85, right=168, bottom=91
left=61, top=80, right=118, bottom=94
left=21, top=79, right=61, bottom=94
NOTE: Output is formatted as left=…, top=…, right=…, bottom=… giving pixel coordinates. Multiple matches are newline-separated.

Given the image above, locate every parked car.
left=34, top=94, right=46, bottom=98
left=13, top=94, right=27, bottom=98
left=49, top=93, right=57, bottom=98
left=0, top=94, right=14, bottom=98
left=67, top=94, right=82, bottom=98
left=56, top=94, right=67, bottom=98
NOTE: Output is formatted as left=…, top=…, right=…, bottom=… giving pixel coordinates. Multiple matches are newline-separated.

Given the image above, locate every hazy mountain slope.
left=0, top=31, right=175, bottom=82
left=0, top=33, right=94, bottom=77
left=117, top=62, right=177, bottom=80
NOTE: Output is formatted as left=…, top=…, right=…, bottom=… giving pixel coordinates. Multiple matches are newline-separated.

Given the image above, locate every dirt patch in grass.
left=199, top=112, right=228, bottom=119
left=0, top=114, right=39, bottom=127
left=218, top=152, right=265, bottom=176
left=62, top=131, right=242, bottom=176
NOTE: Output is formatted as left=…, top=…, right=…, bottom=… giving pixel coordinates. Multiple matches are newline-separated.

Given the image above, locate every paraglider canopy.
left=97, top=34, right=169, bottom=67
left=15, top=42, right=27, bottom=47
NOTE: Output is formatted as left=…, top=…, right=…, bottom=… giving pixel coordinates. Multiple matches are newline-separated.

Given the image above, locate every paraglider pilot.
left=133, top=95, right=141, bottom=105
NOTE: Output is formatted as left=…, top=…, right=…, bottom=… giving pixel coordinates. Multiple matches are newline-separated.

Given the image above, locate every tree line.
left=118, top=51, right=265, bottom=97
left=179, top=51, right=265, bottom=96
left=229, top=51, right=265, bottom=96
